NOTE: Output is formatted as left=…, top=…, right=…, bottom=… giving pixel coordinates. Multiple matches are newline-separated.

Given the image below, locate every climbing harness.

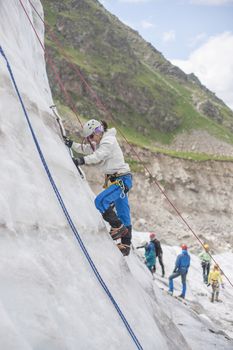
left=0, top=45, right=143, bottom=350
left=103, top=173, right=132, bottom=199
left=111, top=179, right=126, bottom=199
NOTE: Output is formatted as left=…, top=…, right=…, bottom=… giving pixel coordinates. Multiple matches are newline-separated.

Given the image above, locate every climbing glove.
left=64, top=136, right=73, bottom=148
left=73, top=157, right=85, bottom=166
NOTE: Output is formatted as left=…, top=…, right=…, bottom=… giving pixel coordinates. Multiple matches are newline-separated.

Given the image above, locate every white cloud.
left=171, top=32, right=233, bottom=110
left=141, top=20, right=155, bottom=29
left=162, top=30, right=176, bottom=42
left=190, top=0, right=233, bottom=5
left=189, top=32, right=207, bottom=48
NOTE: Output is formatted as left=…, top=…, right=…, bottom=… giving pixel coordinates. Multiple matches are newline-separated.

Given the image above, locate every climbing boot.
left=110, top=225, right=128, bottom=240
left=151, top=265, right=156, bottom=274
left=117, top=243, right=131, bottom=256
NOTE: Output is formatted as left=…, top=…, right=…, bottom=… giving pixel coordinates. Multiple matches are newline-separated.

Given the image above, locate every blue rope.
left=0, top=45, right=143, bottom=350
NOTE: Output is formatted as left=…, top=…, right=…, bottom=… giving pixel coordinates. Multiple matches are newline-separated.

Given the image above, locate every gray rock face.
left=148, top=104, right=182, bottom=132
left=200, top=100, right=223, bottom=124
left=83, top=144, right=233, bottom=254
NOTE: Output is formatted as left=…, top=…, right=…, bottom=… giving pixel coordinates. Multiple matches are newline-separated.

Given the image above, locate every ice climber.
left=149, top=232, right=165, bottom=277
left=168, top=244, right=191, bottom=299
left=137, top=240, right=156, bottom=274
left=199, top=243, right=211, bottom=284
left=208, top=264, right=224, bottom=303
left=65, top=119, right=132, bottom=256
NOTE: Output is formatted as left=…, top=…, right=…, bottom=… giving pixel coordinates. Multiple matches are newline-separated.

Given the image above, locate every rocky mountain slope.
left=42, top=0, right=233, bottom=149
left=40, top=0, right=233, bottom=253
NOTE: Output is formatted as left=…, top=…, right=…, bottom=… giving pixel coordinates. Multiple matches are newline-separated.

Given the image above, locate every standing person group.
left=199, top=244, right=225, bottom=302
left=138, top=239, right=225, bottom=303
left=136, top=232, right=165, bottom=276
left=167, top=243, right=225, bottom=302
left=137, top=239, right=191, bottom=300
left=65, top=119, right=132, bottom=256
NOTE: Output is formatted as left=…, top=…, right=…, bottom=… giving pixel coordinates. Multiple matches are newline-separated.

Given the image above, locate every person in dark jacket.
left=149, top=232, right=165, bottom=277
left=168, top=244, right=191, bottom=299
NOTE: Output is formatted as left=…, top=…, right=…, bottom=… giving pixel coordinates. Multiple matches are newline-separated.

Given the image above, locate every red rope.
left=20, top=0, right=233, bottom=288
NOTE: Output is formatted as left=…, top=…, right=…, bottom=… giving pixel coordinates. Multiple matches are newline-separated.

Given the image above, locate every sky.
left=99, top=0, right=233, bottom=110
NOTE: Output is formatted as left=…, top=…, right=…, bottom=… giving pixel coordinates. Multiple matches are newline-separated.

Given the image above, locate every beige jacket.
left=72, top=128, right=130, bottom=175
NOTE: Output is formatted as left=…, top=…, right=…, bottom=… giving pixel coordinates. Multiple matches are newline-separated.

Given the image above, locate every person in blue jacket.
left=137, top=240, right=156, bottom=274
left=168, top=244, right=191, bottom=299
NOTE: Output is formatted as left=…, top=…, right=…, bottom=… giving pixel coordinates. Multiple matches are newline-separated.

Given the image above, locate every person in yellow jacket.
left=208, top=264, right=224, bottom=303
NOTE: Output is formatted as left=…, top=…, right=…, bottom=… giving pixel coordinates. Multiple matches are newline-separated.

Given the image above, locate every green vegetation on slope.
left=42, top=0, right=233, bottom=155
left=56, top=101, right=233, bottom=164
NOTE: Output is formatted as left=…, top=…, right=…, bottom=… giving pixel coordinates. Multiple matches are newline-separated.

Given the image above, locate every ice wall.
left=0, top=2, right=170, bottom=349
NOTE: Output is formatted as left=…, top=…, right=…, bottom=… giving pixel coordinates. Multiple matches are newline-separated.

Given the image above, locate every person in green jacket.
left=199, top=243, right=211, bottom=284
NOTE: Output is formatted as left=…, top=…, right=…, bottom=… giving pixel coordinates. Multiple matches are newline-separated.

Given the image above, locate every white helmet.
left=82, top=119, right=103, bottom=137
left=140, top=240, right=148, bottom=247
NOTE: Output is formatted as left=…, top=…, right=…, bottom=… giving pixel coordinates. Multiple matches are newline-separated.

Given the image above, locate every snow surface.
left=0, top=1, right=233, bottom=349
left=133, top=233, right=233, bottom=344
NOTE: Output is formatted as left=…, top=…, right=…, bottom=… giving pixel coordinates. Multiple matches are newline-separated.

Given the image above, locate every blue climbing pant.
left=95, top=174, right=132, bottom=226
left=169, top=271, right=187, bottom=297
